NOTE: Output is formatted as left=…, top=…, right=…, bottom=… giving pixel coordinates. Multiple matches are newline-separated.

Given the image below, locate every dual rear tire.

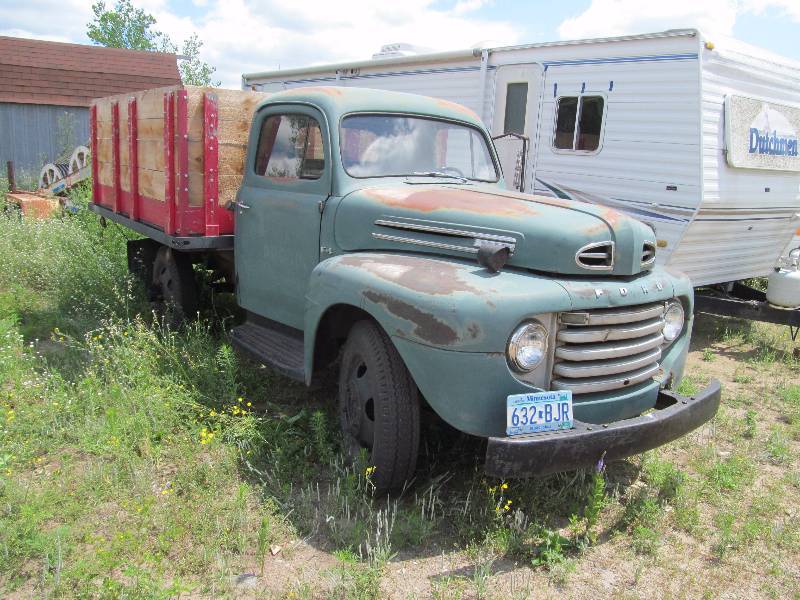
left=150, top=246, right=198, bottom=327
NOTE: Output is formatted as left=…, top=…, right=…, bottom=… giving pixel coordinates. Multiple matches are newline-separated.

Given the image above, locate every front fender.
left=304, top=253, right=694, bottom=436
left=305, top=252, right=572, bottom=346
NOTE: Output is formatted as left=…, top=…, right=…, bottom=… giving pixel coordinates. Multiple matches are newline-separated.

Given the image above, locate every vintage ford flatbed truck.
left=89, top=85, right=721, bottom=490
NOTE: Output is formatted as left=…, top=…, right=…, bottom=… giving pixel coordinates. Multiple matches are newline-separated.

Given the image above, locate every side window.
left=503, top=82, right=529, bottom=134
left=254, top=114, right=325, bottom=180
left=553, top=95, right=604, bottom=152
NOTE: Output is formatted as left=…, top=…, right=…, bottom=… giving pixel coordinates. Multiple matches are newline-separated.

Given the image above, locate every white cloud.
left=743, top=0, right=800, bottom=20
left=452, top=0, right=493, bottom=16
left=187, top=0, right=519, bottom=87
left=0, top=0, right=92, bottom=44
left=0, top=0, right=519, bottom=88
left=558, top=0, right=739, bottom=40
left=0, top=28, right=74, bottom=43
left=558, top=0, right=800, bottom=40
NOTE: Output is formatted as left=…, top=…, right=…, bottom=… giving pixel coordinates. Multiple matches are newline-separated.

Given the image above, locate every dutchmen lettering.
left=748, top=128, right=799, bottom=157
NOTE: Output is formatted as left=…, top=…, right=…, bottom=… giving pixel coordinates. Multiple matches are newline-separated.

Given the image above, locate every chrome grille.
left=552, top=302, right=666, bottom=395
left=575, top=241, right=614, bottom=270
left=642, top=241, right=656, bottom=267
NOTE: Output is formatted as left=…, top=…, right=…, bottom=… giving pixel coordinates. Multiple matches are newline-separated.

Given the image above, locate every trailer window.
left=503, top=83, right=528, bottom=135
left=255, top=114, right=325, bottom=181
left=553, top=95, right=604, bottom=152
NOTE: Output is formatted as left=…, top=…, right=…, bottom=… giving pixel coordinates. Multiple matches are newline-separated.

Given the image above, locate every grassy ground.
left=1, top=185, right=798, bottom=599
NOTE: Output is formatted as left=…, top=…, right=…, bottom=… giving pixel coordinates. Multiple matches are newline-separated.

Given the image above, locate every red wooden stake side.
left=128, top=98, right=139, bottom=221
left=90, top=105, right=99, bottom=205
left=111, top=102, right=121, bottom=213
left=203, top=92, right=220, bottom=237
left=163, top=91, right=176, bottom=235
left=176, top=90, right=190, bottom=235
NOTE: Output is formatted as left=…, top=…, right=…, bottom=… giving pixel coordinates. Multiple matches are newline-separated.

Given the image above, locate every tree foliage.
left=177, top=34, right=221, bottom=87
left=87, top=0, right=220, bottom=87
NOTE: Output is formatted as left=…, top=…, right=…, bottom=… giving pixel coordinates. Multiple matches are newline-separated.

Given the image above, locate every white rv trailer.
left=243, top=29, right=800, bottom=287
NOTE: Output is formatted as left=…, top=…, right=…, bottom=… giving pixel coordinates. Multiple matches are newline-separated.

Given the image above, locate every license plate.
left=506, top=390, right=574, bottom=436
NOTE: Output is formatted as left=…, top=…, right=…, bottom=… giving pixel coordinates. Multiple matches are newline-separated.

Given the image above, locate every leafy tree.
left=87, top=0, right=219, bottom=86
left=177, top=34, right=221, bottom=87
left=87, top=0, right=166, bottom=51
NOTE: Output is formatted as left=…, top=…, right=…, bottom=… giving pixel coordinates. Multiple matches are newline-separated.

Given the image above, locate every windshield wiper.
left=408, top=171, right=469, bottom=184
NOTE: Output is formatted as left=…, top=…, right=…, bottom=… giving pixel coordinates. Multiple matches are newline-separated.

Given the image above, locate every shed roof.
left=0, top=36, right=181, bottom=107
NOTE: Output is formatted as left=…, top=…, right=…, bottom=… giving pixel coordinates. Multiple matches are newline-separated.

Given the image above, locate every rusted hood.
left=334, top=184, right=656, bottom=277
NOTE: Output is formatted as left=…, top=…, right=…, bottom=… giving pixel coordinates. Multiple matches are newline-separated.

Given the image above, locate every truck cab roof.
left=257, top=86, right=486, bottom=129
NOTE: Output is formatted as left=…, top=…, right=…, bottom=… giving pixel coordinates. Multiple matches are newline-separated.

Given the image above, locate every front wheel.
left=338, top=320, right=420, bottom=492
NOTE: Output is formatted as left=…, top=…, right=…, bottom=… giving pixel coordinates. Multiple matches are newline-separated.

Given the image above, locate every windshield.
left=340, top=114, right=499, bottom=181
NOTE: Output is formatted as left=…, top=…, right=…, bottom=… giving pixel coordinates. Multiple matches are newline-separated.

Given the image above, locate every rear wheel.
left=151, top=246, right=198, bottom=327
left=338, top=320, right=420, bottom=492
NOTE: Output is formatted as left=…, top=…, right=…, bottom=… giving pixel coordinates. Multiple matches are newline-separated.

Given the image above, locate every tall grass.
left=3, top=182, right=795, bottom=597
left=0, top=185, right=624, bottom=596
left=0, top=182, right=141, bottom=337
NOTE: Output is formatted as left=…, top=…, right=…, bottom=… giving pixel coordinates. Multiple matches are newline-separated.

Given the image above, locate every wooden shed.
left=0, top=36, right=180, bottom=180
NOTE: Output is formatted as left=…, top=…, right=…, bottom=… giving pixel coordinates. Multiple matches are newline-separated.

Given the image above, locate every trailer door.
left=491, top=64, right=543, bottom=191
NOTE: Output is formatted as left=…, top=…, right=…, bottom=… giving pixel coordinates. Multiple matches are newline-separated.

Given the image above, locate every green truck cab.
left=99, top=86, right=721, bottom=491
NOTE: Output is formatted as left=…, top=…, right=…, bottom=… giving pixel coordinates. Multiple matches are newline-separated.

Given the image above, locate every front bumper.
left=485, top=379, right=721, bottom=478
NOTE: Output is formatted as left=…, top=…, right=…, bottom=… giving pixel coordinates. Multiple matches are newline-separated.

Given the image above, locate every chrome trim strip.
left=375, top=219, right=516, bottom=246
left=553, top=347, right=662, bottom=378
left=555, top=332, right=665, bottom=362
left=561, top=302, right=666, bottom=326
left=575, top=240, right=614, bottom=271
left=552, top=362, right=660, bottom=394
left=371, top=232, right=479, bottom=254
left=557, top=317, right=665, bottom=343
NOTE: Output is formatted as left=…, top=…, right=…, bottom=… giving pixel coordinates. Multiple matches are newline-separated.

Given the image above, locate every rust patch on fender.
left=363, top=187, right=540, bottom=218
left=435, top=98, right=481, bottom=121
left=466, top=322, right=482, bottom=340
left=338, top=254, right=484, bottom=295
left=363, top=290, right=459, bottom=346
left=600, top=207, right=622, bottom=227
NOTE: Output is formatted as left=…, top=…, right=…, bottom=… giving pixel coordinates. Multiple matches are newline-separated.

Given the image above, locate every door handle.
left=237, top=202, right=251, bottom=210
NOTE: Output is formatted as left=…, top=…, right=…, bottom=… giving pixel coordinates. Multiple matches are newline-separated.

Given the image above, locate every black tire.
left=338, top=320, right=420, bottom=492
left=151, top=246, right=198, bottom=327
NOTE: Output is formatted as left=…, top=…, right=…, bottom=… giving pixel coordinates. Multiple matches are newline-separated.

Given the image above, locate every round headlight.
left=508, top=321, right=548, bottom=372
left=662, top=301, right=685, bottom=343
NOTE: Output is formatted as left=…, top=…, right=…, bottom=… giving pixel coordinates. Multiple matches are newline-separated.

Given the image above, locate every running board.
left=231, top=315, right=305, bottom=382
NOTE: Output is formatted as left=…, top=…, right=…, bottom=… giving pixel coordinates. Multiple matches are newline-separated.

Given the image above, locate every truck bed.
left=90, top=85, right=268, bottom=239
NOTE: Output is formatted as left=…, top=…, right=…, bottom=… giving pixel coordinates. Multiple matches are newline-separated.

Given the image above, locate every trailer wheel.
left=338, top=320, right=420, bottom=492
left=151, top=246, right=198, bottom=327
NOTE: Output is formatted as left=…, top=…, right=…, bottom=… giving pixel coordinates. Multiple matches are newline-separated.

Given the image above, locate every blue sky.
left=1, top=0, right=798, bottom=88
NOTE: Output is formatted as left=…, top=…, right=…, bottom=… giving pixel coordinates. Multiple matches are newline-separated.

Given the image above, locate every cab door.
left=234, top=105, right=330, bottom=329
left=492, top=64, right=543, bottom=192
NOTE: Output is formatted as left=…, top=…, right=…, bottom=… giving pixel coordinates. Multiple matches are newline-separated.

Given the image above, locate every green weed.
left=676, top=376, right=699, bottom=396
left=766, top=428, right=791, bottom=464
left=703, top=454, right=755, bottom=493
left=744, top=410, right=758, bottom=439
